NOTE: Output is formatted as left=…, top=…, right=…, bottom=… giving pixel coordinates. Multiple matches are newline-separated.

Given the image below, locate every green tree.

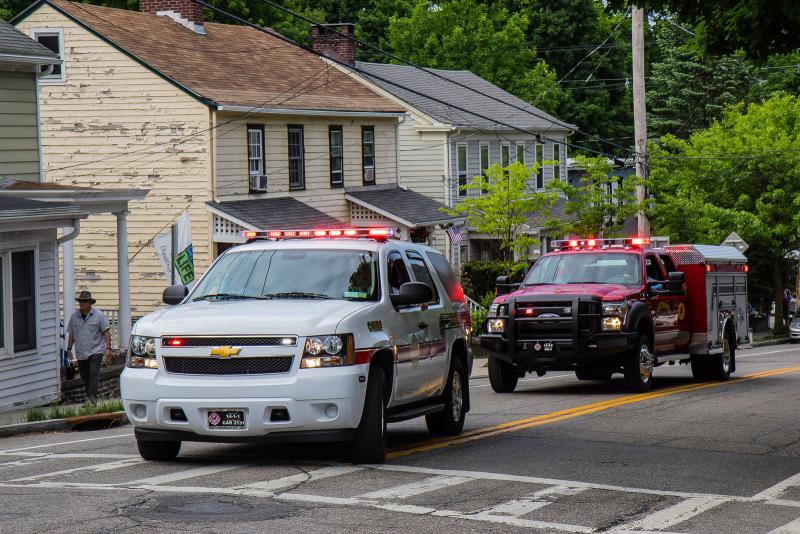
left=647, top=21, right=754, bottom=138
left=444, top=162, right=555, bottom=262
left=649, top=95, right=800, bottom=332
left=606, top=0, right=800, bottom=60
left=545, top=155, right=641, bottom=238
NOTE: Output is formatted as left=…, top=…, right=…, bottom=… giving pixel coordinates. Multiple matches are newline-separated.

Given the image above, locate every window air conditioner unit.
left=249, top=175, right=268, bottom=192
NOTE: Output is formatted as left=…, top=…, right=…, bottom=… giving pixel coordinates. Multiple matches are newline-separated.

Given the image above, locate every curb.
left=752, top=338, right=791, bottom=348
left=0, top=411, right=129, bottom=439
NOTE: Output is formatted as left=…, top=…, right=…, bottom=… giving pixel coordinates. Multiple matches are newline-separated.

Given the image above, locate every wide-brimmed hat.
left=75, top=290, right=96, bottom=304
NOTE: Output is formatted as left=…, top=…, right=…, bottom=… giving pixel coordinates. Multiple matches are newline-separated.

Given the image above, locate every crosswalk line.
left=237, top=465, right=363, bottom=493
left=126, top=464, right=245, bottom=486
left=8, top=457, right=143, bottom=482
left=476, top=485, right=587, bottom=517
left=767, top=516, right=800, bottom=533
left=753, top=472, right=800, bottom=500
left=614, top=496, right=730, bottom=531
left=357, top=475, right=473, bottom=499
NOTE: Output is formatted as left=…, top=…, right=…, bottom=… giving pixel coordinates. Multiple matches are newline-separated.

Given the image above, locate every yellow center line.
left=386, top=366, right=800, bottom=460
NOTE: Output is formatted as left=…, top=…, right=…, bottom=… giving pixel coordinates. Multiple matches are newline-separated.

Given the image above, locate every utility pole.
left=632, top=5, right=650, bottom=237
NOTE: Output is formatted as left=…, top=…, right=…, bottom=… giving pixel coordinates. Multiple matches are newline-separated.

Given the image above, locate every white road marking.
left=357, top=474, right=473, bottom=499
left=614, top=496, right=730, bottom=531
left=476, top=485, right=586, bottom=517
left=752, top=472, right=800, bottom=500
left=125, top=464, right=245, bottom=486
left=8, top=457, right=143, bottom=482
left=737, top=348, right=799, bottom=359
left=236, top=465, right=363, bottom=493
left=0, top=433, right=132, bottom=453
left=471, top=374, right=573, bottom=389
left=430, top=507, right=595, bottom=533
left=766, top=516, right=800, bottom=534
left=0, top=452, right=137, bottom=459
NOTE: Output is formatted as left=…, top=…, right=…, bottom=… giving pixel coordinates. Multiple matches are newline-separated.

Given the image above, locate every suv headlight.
left=301, top=335, right=353, bottom=368
left=127, top=335, right=158, bottom=369
left=602, top=301, right=628, bottom=332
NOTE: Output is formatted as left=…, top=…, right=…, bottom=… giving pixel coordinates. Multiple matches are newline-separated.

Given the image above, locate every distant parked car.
left=790, top=310, right=800, bottom=341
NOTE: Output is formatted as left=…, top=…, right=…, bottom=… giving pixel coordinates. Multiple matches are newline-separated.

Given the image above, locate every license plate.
left=543, top=342, right=554, bottom=352
left=206, top=409, right=246, bottom=429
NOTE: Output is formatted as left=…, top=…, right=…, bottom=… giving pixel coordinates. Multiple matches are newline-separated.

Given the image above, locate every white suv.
left=122, top=228, right=472, bottom=463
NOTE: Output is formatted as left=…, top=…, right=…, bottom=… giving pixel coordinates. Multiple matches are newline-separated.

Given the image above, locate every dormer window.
left=32, top=29, right=64, bottom=83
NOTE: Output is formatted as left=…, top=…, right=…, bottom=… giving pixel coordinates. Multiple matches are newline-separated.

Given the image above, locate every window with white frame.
left=0, top=248, right=37, bottom=356
left=456, top=144, right=468, bottom=197
left=329, top=126, right=344, bottom=187
left=288, top=125, right=305, bottom=190
left=479, top=143, right=489, bottom=193
left=247, top=125, right=265, bottom=177
left=501, top=143, right=510, bottom=168
left=516, top=143, right=525, bottom=165
left=535, top=144, right=544, bottom=189
left=362, top=126, right=375, bottom=184
left=553, top=143, right=562, bottom=180
left=32, top=29, right=64, bottom=82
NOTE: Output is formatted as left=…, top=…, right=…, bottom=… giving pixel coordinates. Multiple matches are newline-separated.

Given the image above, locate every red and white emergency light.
left=242, top=227, right=397, bottom=241
left=551, top=237, right=651, bottom=251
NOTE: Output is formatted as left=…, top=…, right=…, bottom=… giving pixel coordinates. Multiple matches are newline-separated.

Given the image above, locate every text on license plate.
left=207, top=409, right=246, bottom=429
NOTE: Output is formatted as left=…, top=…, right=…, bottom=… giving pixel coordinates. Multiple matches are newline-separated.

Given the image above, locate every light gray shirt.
left=67, top=308, right=110, bottom=360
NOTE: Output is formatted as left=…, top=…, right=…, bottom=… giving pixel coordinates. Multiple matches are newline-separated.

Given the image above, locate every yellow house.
left=14, top=0, right=459, bottom=317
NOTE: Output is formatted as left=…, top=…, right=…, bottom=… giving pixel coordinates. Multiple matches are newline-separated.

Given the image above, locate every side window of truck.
left=387, top=251, right=411, bottom=296
left=659, top=254, right=678, bottom=274
left=645, top=255, right=667, bottom=282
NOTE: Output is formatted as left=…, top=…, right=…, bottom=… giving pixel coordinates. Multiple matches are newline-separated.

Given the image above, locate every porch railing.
left=100, top=308, right=120, bottom=350
left=465, top=296, right=485, bottom=314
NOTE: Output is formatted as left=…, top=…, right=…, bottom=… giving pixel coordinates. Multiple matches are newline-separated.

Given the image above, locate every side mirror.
left=391, top=282, right=433, bottom=307
left=496, top=276, right=511, bottom=296
left=163, top=284, right=189, bottom=305
left=668, top=271, right=686, bottom=294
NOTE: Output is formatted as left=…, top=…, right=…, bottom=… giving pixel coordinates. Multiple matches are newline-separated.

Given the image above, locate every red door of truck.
left=645, top=254, right=680, bottom=352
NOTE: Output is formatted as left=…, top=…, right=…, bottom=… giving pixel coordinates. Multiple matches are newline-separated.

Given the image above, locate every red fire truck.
left=479, top=238, right=750, bottom=392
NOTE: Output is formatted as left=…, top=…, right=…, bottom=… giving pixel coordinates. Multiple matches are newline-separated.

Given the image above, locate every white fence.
left=466, top=296, right=485, bottom=314
left=100, top=308, right=121, bottom=350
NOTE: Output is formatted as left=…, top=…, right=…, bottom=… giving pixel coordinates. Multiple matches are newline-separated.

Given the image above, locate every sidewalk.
left=471, top=357, right=488, bottom=379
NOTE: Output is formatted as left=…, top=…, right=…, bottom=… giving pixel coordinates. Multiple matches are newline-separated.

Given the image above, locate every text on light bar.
left=242, top=228, right=397, bottom=240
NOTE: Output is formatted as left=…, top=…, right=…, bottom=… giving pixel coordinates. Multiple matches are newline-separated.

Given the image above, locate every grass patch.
left=25, top=398, right=124, bottom=422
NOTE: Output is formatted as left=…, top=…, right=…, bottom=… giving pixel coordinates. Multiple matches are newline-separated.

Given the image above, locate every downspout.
left=396, top=115, right=406, bottom=187
left=57, top=219, right=80, bottom=245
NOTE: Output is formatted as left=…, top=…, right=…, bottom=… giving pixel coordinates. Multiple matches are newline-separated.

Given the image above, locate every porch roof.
left=345, top=185, right=459, bottom=228
left=207, top=197, right=343, bottom=231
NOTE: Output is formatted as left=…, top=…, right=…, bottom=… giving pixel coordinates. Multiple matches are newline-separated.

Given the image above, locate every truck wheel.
left=575, top=369, right=613, bottom=381
left=136, top=439, right=181, bottom=461
left=690, top=356, right=710, bottom=381
left=709, top=332, right=734, bottom=381
left=351, top=365, right=387, bottom=463
left=624, top=334, right=654, bottom=392
left=489, top=355, right=518, bottom=393
left=426, top=358, right=466, bottom=436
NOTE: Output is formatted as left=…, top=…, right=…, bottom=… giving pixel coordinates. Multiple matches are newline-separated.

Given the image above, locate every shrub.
left=26, top=407, right=45, bottom=422
left=461, top=260, right=528, bottom=301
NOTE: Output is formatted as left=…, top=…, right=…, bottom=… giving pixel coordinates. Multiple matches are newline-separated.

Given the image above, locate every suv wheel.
left=624, top=333, right=654, bottom=392
left=351, top=365, right=387, bottom=463
left=489, top=355, right=518, bottom=393
left=575, top=369, right=613, bottom=381
left=426, top=358, right=467, bottom=436
left=136, top=439, right=181, bottom=461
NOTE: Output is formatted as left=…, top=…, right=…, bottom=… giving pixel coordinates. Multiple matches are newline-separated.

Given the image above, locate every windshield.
left=191, top=249, right=379, bottom=301
left=523, top=252, right=642, bottom=287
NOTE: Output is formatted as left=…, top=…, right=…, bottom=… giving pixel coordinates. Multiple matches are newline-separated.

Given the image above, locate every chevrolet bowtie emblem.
left=210, top=346, right=241, bottom=358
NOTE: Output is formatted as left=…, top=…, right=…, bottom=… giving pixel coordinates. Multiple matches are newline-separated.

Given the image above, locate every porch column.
left=62, top=226, right=75, bottom=338
left=116, top=210, right=131, bottom=350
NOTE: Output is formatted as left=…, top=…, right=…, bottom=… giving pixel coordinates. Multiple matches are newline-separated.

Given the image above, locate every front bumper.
left=121, top=364, right=368, bottom=439
left=790, top=330, right=800, bottom=339
left=480, top=332, right=638, bottom=371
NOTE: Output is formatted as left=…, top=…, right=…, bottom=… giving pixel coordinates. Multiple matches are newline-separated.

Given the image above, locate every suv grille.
left=161, top=337, right=296, bottom=347
left=163, top=356, right=293, bottom=375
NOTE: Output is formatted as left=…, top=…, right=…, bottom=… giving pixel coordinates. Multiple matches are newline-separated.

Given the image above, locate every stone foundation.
left=60, top=364, right=123, bottom=404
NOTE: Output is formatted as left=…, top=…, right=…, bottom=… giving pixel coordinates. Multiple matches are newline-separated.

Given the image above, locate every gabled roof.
left=207, top=197, right=343, bottom=231
left=15, top=0, right=404, bottom=114
left=0, top=18, right=58, bottom=62
left=355, top=62, right=575, bottom=132
left=345, top=185, right=458, bottom=227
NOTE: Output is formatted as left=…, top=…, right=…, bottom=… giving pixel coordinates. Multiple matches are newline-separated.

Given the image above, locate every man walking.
left=66, top=291, right=111, bottom=402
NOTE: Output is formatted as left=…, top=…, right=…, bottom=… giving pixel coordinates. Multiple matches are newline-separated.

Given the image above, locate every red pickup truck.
left=479, top=238, right=750, bottom=392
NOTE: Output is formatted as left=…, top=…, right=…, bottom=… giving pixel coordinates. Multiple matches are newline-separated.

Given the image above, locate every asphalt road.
left=3, top=345, right=800, bottom=533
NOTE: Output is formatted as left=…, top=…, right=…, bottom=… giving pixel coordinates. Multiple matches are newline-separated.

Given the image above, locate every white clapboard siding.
left=215, top=114, right=398, bottom=223
left=17, top=6, right=213, bottom=315
left=0, top=231, right=60, bottom=412
left=396, top=114, right=448, bottom=203
left=0, top=72, right=40, bottom=181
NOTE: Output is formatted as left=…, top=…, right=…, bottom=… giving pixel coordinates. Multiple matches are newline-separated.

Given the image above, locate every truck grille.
left=513, top=300, right=599, bottom=340
left=161, top=337, right=296, bottom=347
left=163, top=356, right=293, bottom=375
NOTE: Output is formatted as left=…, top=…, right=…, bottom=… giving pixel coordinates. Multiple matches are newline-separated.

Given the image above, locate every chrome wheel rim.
left=722, top=339, right=731, bottom=373
left=639, top=344, right=654, bottom=382
left=451, top=370, right=463, bottom=421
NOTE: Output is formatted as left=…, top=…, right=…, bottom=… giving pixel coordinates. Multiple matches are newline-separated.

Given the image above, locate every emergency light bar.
left=551, top=237, right=651, bottom=251
left=242, top=227, right=397, bottom=241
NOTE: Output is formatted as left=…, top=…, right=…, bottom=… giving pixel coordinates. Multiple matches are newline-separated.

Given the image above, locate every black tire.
left=426, top=358, right=467, bottom=436
left=690, top=356, right=711, bottom=381
left=489, top=355, right=518, bottom=393
left=351, top=365, right=387, bottom=463
left=575, top=369, right=613, bottom=381
left=624, top=333, right=654, bottom=392
left=136, top=439, right=181, bottom=461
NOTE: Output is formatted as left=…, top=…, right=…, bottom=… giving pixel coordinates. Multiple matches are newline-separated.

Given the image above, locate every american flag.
left=447, top=225, right=464, bottom=245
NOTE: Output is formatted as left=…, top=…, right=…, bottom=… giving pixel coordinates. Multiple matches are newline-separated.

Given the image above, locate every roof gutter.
left=0, top=53, right=60, bottom=64
left=57, top=219, right=80, bottom=245
left=216, top=105, right=405, bottom=118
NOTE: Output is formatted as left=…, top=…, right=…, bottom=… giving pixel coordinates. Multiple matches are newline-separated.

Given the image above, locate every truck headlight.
left=487, top=318, right=506, bottom=333
left=601, top=301, right=627, bottom=332
left=301, top=335, right=353, bottom=368
left=127, top=336, right=158, bottom=369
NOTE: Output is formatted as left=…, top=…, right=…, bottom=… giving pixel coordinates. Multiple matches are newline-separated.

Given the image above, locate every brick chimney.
left=311, top=23, right=356, bottom=65
left=140, top=0, right=204, bottom=34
